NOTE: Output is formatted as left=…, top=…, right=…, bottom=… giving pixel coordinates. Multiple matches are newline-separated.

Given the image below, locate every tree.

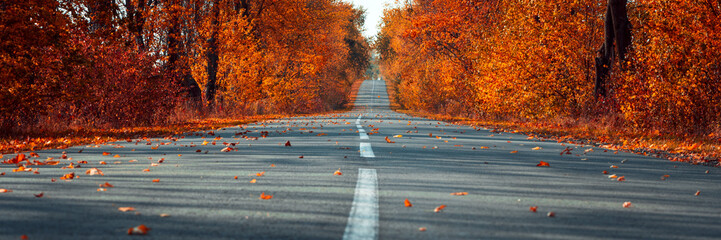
left=594, top=0, right=632, bottom=98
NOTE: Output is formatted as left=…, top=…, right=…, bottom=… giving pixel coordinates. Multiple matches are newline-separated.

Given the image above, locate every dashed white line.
left=342, top=168, right=379, bottom=240
left=359, top=142, right=374, bottom=157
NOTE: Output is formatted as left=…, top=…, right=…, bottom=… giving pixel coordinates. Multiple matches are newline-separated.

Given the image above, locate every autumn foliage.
left=377, top=0, right=720, bottom=137
left=1, top=0, right=369, bottom=135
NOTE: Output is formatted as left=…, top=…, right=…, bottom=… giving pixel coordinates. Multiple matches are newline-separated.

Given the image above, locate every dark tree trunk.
left=126, top=0, right=146, bottom=50
left=167, top=0, right=201, bottom=102
left=594, top=0, right=632, bottom=98
left=205, top=0, right=220, bottom=109
left=88, top=0, right=115, bottom=36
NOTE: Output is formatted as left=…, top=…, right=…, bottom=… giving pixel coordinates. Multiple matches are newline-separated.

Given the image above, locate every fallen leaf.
left=610, top=165, right=618, bottom=168
left=85, top=168, right=104, bottom=176
left=118, top=207, right=136, bottom=212
left=334, top=168, right=342, bottom=176
left=623, top=202, right=632, bottom=208
left=99, top=161, right=107, bottom=165
left=21, top=234, right=28, bottom=240
left=127, top=224, right=150, bottom=235
left=250, top=179, right=257, bottom=183
left=536, top=161, right=550, bottom=167
left=608, top=174, right=618, bottom=179
left=256, top=171, right=265, bottom=177
left=617, top=176, right=626, bottom=181
left=510, top=150, right=518, bottom=154
left=602, top=170, right=608, bottom=174
left=393, top=135, right=403, bottom=138
left=34, top=192, right=44, bottom=198
left=159, top=213, right=170, bottom=218
left=152, top=179, right=160, bottom=182
left=695, top=190, right=700, bottom=196
left=60, top=172, right=75, bottom=180
left=450, top=192, right=468, bottom=196
left=418, top=227, right=426, bottom=232
left=259, top=192, right=273, bottom=200
left=434, top=204, right=447, bottom=212
left=532, top=147, right=542, bottom=150
left=529, top=206, right=538, bottom=212
left=234, top=176, right=238, bottom=179
left=221, top=147, right=232, bottom=152
left=285, top=141, right=292, bottom=147
left=102, top=152, right=111, bottom=156
left=97, top=188, right=107, bottom=191
left=100, top=182, right=114, bottom=188
left=404, top=198, right=413, bottom=207
left=547, top=211, right=555, bottom=217
left=270, top=164, right=276, bottom=167
left=0, top=189, right=12, bottom=193
left=113, top=154, right=121, bottom=158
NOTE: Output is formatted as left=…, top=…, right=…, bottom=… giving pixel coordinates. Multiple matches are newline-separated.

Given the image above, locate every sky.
left=346, top=0, right=396, bottom=39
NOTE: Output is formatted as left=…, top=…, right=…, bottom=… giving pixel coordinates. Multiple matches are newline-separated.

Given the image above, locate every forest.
left=377, top=0, right=720, bottom=161
left=1, top=0, right=370, bottom=135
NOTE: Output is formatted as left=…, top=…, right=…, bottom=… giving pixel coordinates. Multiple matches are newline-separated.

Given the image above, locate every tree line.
left=0, top=0, right=370, bottom=134
left=377, top=0, right=720, bottom=136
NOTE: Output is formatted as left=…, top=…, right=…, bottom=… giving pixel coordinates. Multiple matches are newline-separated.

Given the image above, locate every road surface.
left=2, top=80, right=720, bottom=239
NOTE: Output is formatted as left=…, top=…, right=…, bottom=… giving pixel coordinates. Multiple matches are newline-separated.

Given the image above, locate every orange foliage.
left=377, top=0, right=720, bottom=145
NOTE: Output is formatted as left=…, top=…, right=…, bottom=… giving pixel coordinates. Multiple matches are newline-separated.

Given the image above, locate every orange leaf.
left=34, top=192, right=44, bottom=198
left=118, top=207, right=136, bottom=212
left=623, top=202, right=632, bottom=208
left=434, top=204, right=446, bottom=212
left=85, top=168, right=104, bottom=176
left=21, top=234, right=28, bottom=240
left=0, top=189, right=12, bottom=193
left=450, top=192, right=468, bottom=196
left=97, top=188, right=107, bottom=191
left=510, top=150, right=518, bottom=154
left=529, top=206, right=538, bottom=212
left=385, top=136, right=395, bottom=143
left=531, top=147, right=542, bottom=150
left=99, top=161, right=107, bottom=165
left=100, top=182, right=114, bottom=188
left=547, top=211, right=555, bottom=217
left=127, top=224, right=150, bottom=235
left=102, top=152, right=110, bottom=156
left=270, top=164, right=276, bottom=167
left=617, top=176, right=626, bottom=181
left=152, top=179, right=160, bottom=182
left=334, top=168, right=342, bottom=176
left=536, top=161, right=550, bottom=167
left=234, top=176, right=238, bottom=179
left=259, top=192, right=273, bottom=200
left=250, top=179, right=257, bottom=183
left=113, top=154, right=121, bottom=158
left=142, top=168, right=150, bottom=172
left=418, top=227, right=426, bottom=232
left=256, top=171, right=265, bottom=177
left=404, top=198, right=413, bottom=207
left=60, top=172, right=75, bottom=180
left=695, top=190, right=700, bottom=196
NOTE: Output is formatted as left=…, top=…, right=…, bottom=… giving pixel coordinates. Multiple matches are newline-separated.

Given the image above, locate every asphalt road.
left=2, top=80, right=720, bottom=239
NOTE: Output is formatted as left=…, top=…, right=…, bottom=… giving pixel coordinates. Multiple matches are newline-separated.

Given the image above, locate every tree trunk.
left=126, top=0, right=146, bottom=51
left=167, top=0, right=201, bottom=102
left=205, top=0, right=220, bottom=110
left=88, top=0, right=114, bottom=36
left=594, top=0, right=632, bottom=98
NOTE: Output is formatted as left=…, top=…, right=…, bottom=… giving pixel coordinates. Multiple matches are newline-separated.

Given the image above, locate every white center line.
left=359, top=142, right=374, bottom=157
left=342, top=168, right=379, bottom=240
left=356, top=114, right=374, bottom=157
